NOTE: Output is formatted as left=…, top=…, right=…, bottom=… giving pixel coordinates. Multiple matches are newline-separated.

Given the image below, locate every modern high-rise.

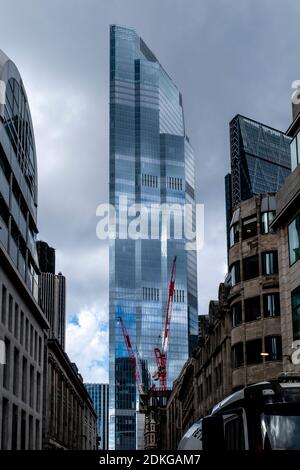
left=85, top=383, right=109, bottom=450
left=0, top=49, right=48, bottom=449
left=109, top=25, right=198, bottom=449
left=225, top=115, right=291, bottom=252
left=36, top=240, right=55, bottom=275
left=37, top=241, right=66, bottom=349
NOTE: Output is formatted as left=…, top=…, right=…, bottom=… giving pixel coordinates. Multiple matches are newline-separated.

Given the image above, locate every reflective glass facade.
left=0, top=50, right=39, bottom=300
left=230, top=115, right=291, bottom=209
left=85, top=383, right=109, bottom=450
left=109, top=26, right=197, bottom=449
left=225, top=115, right=291, bottom=253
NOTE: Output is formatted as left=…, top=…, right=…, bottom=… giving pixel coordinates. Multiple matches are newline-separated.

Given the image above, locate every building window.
left=35, top=420, right=40, bottom=450
left=1, top=398, right=9, bottom=449
left=13, top=347, right=20, bottom=396
left=142, top=174, right=158, bottom=188
left=25, top=318, right=29, bottom=351
left=262, top=251, right=278, bottom=275
left=243, top=255, right=259, bottom=280
left=229, top=223, right=239, bottom=247
left=230, top=261, right=241, bottom=286
left=263, top=293, right=280, bottom=318
left=215, top=363, right=222, bottom=387
left=1, top=284, right=7, bottom=325
left=12, top=404, right=18, bottom=450
left=14, top=303, right=19, bottom=340
left=174, top=289, right=185, bottom=303
left=246, top=339, right=262, bottom=365
left=30, top=325, right=34, bottom=357
left=231, top=302, right=242, bottom=327
left=3, top=337, right=10, bottom=389
left=206, top=374, right=212, bottom=394
left=20, top=311, right=24, bottom=346
left=8, top=294, right=13, bottom=332
left=22, top=357, right=28, bottom=402
left=232, top=343, right=244, bottom=368
left=265, top=336, right=282, bottom=361
left=29, top=365, right=34, bottom=408
left=36, top=372, right=41, bottom=412
left=261, top=211, right=275, bottom=234
left=142, top=287, right=159, bottom=301
left=242, top=216, right=257, bottom=240
left=245, top=296, right=261, bottom=322
left=292, top=287, right=300, bottom=341
left=21, top=410, right=26, bottom=450
left=167, top=176, right=183, bottom=191
left=290, top=133, right=300, bottom=171
left=288, top=214, right=300, bottom=266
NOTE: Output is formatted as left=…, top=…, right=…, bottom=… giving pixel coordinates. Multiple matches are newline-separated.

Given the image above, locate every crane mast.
left=153, top=256, right=177, bottom=390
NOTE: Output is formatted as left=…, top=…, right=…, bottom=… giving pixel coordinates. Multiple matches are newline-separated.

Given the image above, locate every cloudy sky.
left=0, top=0, right=298, bottom=382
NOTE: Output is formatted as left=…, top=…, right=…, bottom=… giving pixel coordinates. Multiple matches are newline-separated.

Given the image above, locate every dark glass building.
left=36, top=240, right=55, bottom=275
left=225, top=114, right=291, bottom=252
left=37, top=240, right=66, bottom=349
left=109, top=25, right=198, bottom=449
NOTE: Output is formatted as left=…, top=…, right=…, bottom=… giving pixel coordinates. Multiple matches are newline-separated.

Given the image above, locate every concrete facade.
left=0, top=247, right=48, bottom=449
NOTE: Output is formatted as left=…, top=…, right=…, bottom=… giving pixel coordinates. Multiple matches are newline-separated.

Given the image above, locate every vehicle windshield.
left=261, top=413, right=300, bottom=450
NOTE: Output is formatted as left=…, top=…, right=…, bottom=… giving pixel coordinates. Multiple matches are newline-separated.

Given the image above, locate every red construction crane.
left=118, top=315, right=144, bottom=396
left=153, top=255, right=177, bottom=390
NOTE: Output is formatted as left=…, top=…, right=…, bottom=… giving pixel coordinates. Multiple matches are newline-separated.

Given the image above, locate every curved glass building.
left=0, top=49, right=49, bottom=450
left=109, top=26, right=198, bottom=449
left=0, top=49, right=39, bottom=296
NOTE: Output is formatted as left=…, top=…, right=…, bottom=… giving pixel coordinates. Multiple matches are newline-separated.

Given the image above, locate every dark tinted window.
left=292, top=287, right=300, bottom=341
left=246, top=338, right=262, bottom=365
left=243, top=255, right=259, bottom=280
left=245, top=296, right=261, bottom=322
left=232, top=302, right=242, bottom=327
left=232, top=343, right=244, bottom=368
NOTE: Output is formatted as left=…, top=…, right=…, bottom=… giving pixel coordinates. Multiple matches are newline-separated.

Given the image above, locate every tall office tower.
left=37, top=241, right=66, bottom=350
left=109, top=25, right=198, bottom=450
left=225, top=114, right=291, bottom=252
left=85, top=383, right=109, bottom=450
left=0, top=49, right=48, bottom=449
left=36, top=240, right=55, bottom=274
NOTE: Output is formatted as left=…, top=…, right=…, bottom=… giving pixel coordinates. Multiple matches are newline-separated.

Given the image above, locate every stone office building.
left=272, top=108, right=300, bottom=372
left=43, top=341, right=97, bottom=450
left=227, top=193, right=283, bottom=389
left=0, top=49, right=49, bottom=450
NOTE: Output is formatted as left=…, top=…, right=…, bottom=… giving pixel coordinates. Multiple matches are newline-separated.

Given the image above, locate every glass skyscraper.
left=85, top=384, right=109, bottom=450
left=225, top=114, right=291, bottom=251
left=109, top=25, right=198, bottom=450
